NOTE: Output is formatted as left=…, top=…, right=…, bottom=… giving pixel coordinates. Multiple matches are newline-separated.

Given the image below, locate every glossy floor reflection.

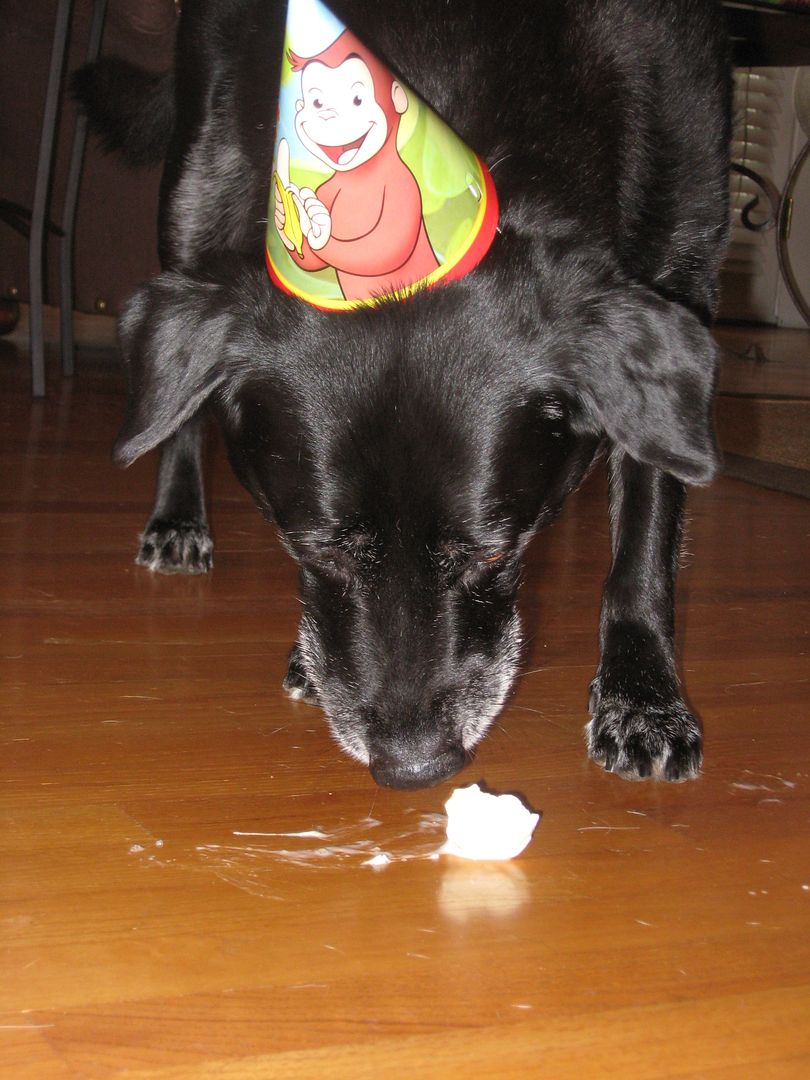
left=2, top=344, right=809, bottom=1078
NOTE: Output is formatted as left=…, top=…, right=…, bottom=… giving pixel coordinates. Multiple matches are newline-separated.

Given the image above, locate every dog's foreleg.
left=136, top=412, right=213, bottom=575
left=586, top=449, right=702, bottom=781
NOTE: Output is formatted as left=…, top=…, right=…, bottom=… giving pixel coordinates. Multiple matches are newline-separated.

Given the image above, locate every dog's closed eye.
left=298, top=528, right=379, bottom=586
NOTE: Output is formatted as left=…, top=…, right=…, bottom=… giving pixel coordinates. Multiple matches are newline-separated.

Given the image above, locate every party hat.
left=266, top=0, right=498, bottom=310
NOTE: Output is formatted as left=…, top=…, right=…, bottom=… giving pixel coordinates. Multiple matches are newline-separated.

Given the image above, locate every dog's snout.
left=369, top=740, right=467, bottom=790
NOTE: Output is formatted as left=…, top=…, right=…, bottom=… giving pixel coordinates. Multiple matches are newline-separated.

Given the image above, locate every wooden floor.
left=2, top=339, right=809, bottom=1079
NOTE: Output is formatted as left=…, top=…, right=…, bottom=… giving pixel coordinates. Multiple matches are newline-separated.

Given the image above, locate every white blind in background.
left=728, top=69, right=784, bottom=257
left=720, top=67, right=792, bottom=322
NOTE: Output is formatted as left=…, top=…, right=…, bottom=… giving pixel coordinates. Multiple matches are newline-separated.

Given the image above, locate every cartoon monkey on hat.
left=274, top=30, right=439, bottom=302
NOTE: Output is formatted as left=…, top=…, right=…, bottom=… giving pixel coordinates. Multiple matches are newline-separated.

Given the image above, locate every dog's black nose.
left=369, top=742, right=467, bottom=789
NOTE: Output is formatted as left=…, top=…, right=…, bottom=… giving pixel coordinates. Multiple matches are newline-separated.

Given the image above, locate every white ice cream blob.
left=440, top=784, right=540, bottom=861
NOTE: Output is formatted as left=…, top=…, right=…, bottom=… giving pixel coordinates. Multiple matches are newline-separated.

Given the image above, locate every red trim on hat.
left=266, top=155, right=499, bottom=310
left=438, top=157, right=499, bottom=289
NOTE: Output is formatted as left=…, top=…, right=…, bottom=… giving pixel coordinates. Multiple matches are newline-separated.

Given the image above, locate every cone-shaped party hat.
left=266, top=0, right=498, bottom=310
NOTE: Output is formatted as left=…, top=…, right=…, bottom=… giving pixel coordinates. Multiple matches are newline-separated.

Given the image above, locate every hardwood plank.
left=0, top=1019, right=72, bottom=1080
left=86, top=988, right=810, bottom=1079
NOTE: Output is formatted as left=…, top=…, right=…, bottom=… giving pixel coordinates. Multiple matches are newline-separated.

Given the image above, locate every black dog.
left=76, top=0, right=731, bottom=789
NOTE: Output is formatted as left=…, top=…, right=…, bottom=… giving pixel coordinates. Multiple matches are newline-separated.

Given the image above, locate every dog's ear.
left=561, top=283, right=720, bottom=484
left=112, top=272, right=231, bottom=466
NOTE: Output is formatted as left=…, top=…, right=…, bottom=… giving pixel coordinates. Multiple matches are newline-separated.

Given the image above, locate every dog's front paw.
left=282, top=644, right=319, bottom=704
left=136, top=519, right=213, bottom=575
left=586, top=687, right=703, bottom=782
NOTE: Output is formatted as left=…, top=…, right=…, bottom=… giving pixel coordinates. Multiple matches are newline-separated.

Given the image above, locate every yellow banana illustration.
left=274, top=171, right=304, bottom=256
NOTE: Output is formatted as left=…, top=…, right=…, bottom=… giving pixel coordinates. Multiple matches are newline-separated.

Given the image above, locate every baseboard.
left=716, top=390, right=810, bottom=498
left=722, top=452, right=810, bottom=498
left=3, top=303, right=118, bottom=349
left=715, top=394, right=810, bottom=473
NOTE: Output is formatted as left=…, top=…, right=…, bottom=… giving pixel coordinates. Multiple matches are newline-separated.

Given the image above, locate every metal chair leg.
left=29, top=0, right=74, bottom=398
left=60, top=0, right=108, bottom=377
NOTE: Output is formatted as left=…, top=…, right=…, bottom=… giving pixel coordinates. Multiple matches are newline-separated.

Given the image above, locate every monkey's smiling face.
left=295, top=57, right=393, bottom=170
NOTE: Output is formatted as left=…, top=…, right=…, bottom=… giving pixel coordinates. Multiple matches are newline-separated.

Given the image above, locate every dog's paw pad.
left=586, top=698, right=703, bottom=782
left=136, top=520, right=213, bottom=575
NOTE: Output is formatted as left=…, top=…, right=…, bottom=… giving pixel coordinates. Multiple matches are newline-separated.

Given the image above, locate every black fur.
left=71, top=59, right=175, bottom=168
left=76, top=0, right=732, bottom=788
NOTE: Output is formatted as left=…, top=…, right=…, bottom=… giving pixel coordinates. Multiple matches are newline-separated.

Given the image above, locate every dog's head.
left=113, top=239, right=720, bottom=788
